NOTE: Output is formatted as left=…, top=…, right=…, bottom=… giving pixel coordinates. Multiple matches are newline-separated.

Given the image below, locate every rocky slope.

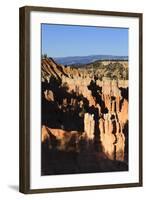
left=41, top=57, right=128, bottom=175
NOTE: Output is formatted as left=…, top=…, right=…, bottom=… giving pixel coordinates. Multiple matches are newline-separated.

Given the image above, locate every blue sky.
left=41, top=24, right=128, bottom=58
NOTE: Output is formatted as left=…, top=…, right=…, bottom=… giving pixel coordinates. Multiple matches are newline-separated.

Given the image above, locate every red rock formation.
left=98, top=79, right=128, bottom=161
left=44, top=90, right=54, bottom=101
left=41, top=126, right=83, bottom=152
left=84, top=113, right=95, bottom=139
left=42, top=125, right=50, bottom=143
left=41, top=57, right=128, bottom=162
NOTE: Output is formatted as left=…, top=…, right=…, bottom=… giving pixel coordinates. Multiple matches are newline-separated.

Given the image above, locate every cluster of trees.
left=42, top=54, right=48, bottom=59
left=71, top=61, right=128, bottom=80
left=88, top=62, right=128, bottom=80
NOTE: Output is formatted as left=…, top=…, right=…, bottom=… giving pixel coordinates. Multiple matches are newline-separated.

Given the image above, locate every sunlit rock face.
left=42, top=126, right=80, bottom=151
left=41, top=58, right=128, bottom=162
left=84, top=113, right=95, bottom=140
left=41, top=125, right=95, bottom=153
left=97, top=78, right=128, bottom=161
left=44, top=90, right=54, bottom=101
left=42, top=125, right=50, bottom=143
left=99, top=113, right=126, bottom=161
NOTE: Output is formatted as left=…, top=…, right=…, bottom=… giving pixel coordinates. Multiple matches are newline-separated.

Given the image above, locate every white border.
left=30, top=11, right=139, bottom=189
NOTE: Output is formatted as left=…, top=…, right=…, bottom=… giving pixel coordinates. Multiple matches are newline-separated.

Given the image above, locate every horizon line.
left=41, top=54, right=128, bottom=58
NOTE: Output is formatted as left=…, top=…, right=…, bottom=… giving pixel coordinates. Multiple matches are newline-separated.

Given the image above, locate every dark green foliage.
left=42, top=54, right=48, bottom=59
left=70, top=60, right=128, bottom=80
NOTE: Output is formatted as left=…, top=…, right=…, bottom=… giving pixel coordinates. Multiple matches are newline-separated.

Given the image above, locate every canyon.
left=41, top=57, right=128, bottom=175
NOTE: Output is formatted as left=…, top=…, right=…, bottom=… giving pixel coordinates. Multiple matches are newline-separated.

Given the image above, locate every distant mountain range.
left=53, top=55, right=128, bottom=66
